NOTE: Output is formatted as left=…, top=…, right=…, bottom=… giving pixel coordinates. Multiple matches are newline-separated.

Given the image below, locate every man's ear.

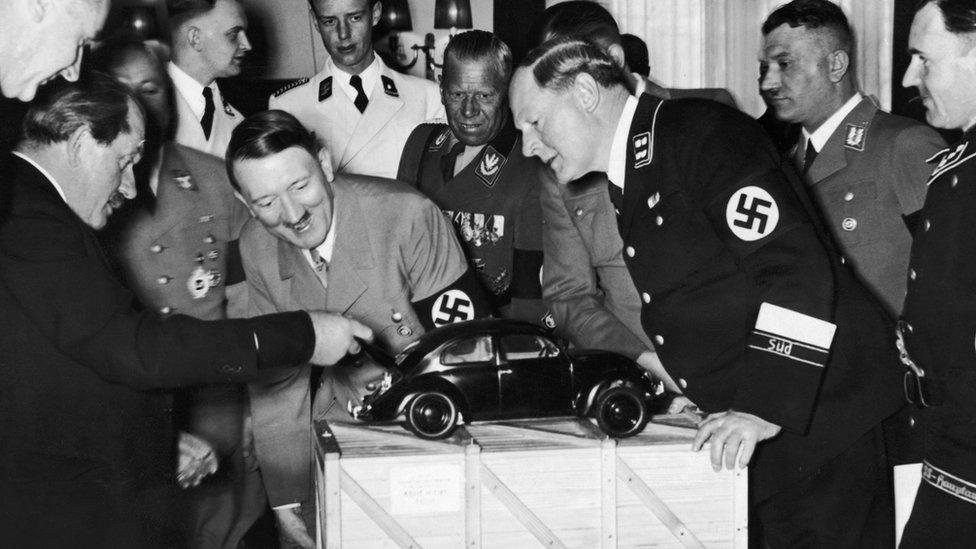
left=572, top=72, right=601, bottom=114
left=370, top=0, right=382, bottom=27
left=827, top=50, right=850, bottom=83
left=187, top=25, right=203, bottom=51
left=65, top=125, right=93, bottom=167
left=317, top=147, right=335, bottom=182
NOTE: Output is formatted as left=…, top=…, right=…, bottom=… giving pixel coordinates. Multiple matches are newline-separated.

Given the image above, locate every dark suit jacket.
left=0, top=154, right=312, bottom=546
left=616, top=96, right=904, bottom=500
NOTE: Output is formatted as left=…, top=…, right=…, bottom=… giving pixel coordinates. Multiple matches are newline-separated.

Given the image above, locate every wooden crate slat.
left=481, top=462, right=569, bottom=549
left=340, top=467, right=425, bottom=549
left=616, top=456, right=706, bottom=548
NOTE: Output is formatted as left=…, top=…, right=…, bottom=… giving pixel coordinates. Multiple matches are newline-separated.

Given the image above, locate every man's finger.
left=708, top=427, right=729, bottom=471
left=738, top=439, right=756, bottom=470
left=692, top=418, right=719, bottom=451
left=350, top=320, right=374, bottom=342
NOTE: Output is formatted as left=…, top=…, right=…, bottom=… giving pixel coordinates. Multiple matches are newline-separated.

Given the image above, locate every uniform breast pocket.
left=823, top=180, right=888, bottom=248
left=567, top=196, right=625, bottom=265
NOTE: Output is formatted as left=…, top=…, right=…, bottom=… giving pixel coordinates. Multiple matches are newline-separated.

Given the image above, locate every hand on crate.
left=692, top=410, right=781, bottom=471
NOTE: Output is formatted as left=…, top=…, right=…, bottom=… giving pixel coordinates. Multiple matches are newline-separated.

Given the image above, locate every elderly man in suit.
left=167, top=0, right=251, bottom=156
left=0, top=73, right=371, bottom=547
left=96, top=38, right=265, bottom=548
left=270, top=0, right=443, bottom=178
left=226, top=110, right=490, bottom=547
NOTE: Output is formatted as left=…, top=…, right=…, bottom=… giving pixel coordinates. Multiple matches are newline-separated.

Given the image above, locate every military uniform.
left=799, top=96, right=946, bottom=316
left=234, top=175, right=489, bottom=528
left=615, top=95, right=903, bottom=544
left=900, top=130, right=976, bottom=546
left=101, top=143, right=261, bottom=549
left=398, top=120, right=548, bottom=325
left=270, top=56, right=443, bottom=179
left=168, top=62, right=243, bottom=158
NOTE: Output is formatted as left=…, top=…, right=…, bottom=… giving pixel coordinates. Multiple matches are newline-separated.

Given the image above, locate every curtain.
left=579, top=0, right=895, bottom=117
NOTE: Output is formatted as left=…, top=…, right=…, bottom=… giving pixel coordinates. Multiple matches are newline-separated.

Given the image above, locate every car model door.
left=496, top=334, right=574, bottom=418
left=438, top=335, right=499, bottom=417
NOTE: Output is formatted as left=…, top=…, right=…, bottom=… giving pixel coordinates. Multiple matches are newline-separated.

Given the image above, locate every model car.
left=351, top=319, right=663, bottom=440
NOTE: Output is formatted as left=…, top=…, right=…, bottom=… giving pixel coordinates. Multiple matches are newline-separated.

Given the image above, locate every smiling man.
left=269, top=0, right=442, bottom=178
left=167, top=0, right=252, bottom=156
left=226, top=110, right=489, bottom=547
left=511, top=38, right=905, bottom=546
left=0, top=0, right=108, bottom=101
left=899, top=1, right=976, bottom=545
left=398, top=31, right=549, bottom=326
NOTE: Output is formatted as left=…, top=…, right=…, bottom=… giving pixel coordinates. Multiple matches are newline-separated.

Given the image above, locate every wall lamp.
left=384, top=0, right=473, bottom=81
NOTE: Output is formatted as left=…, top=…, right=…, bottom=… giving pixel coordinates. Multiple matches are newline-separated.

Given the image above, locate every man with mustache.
left=167, top=0, right=252, bottom=157
left=227, top=110, right=489, bottom=547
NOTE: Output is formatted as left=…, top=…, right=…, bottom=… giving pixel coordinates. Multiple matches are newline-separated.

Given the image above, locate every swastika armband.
left=748, top=302, right=836, bottom=369
left=726, top=186, right=779, bottom=241
left=412, top=268, right=492, bottom=330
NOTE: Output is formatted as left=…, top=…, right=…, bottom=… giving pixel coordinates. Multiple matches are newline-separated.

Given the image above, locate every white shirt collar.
left=332, top=56, right=381, bottom=103
left=168, top=61, right=218, bottom=121
left=12, top=151, right=67, bottom=202
left=803, top=93, right=863, bottom=153
left=632, top=74, right=646, bottom=96
left=302, top=210, right=338, bottom=269
left=608, top=95, right=640, bottom=191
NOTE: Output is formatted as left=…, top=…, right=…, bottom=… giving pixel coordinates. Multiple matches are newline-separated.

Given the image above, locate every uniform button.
left=642, top=292, right=651, bottom=304
left=678, top=378, right=688, bottom=389
left=655, top=216, right=664, bottom=226
left=159, top=306, right=172, bottom=315
left=150, top=244, right=164, bottom=253
left=156, top=276, right=171, bottom=285
left=203, top=235, right=216, bottom=244
left=909, top=269, right=917, bottom=281
left=905, top=323, right=914, bottom=334
left=909, top=416, right=916, bottom=428
left=626, top=246, right=635, bottom=258
left=844, top=192, right=854, bottom=201
left=574, top=207, right=584, bottom=217
left=842, top=218, right=857, bottom=231
left=391, top=311, right=403, bottom=322
left=924, top=219, right=931, bottom=231
left=653, top=335, right=664, bottom=346
left=840, top=256, right=847, bottom=264
left=952, top=175, right=959, bottom=188
left=397, top=326, right=413, bottom=337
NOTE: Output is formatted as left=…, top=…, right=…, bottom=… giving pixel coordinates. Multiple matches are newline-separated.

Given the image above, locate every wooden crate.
left=314, top=417, right=747, bottom=548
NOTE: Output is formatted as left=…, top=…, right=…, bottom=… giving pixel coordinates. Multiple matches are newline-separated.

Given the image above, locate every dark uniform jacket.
left=616, top=96, right=904, bottom=500
left=398, top=120, right=548, bottom=326
left=902, top=129, right=976, bottom=483
left=0, top=155, right=313, bottom=546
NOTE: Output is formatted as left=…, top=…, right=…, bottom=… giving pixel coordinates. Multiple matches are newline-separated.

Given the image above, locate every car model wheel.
left=405, top=391, right=459, bottom=439
left=595, top=384, right=648, bottom=438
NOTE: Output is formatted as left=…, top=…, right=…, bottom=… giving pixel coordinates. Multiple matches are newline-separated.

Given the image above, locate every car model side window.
left=500, top=334, right=558, bottom=361
left=442, top=336, right=494, bottom=365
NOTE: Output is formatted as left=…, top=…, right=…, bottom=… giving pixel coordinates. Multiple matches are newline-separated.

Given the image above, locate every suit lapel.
left=276, top=236, right=329, bottom=311
left=806, top=97, right=875, bottom=183
left=339, top=63, right=405, bottom=170
left=325, top=182, right=371, bottom=313
left=620, top=95, right=662, bottom=241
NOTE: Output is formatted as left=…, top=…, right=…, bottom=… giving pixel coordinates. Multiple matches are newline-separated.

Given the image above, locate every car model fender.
left=578, top=376, right=648, bottom=416
left=396, top=376, right=470, bottom=422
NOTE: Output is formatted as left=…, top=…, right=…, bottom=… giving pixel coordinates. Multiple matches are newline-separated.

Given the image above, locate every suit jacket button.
left=842, top=218, right=857, bottom=231
left=924, top=219, right=931, bottom=231
left=653, top=335, right=664, bottom=346
left=655, top=216, right=664, bottom=226
left=150, top=244, right=164, bottom=253
left=626, top=246, right=636, bottom=258
left=642, top=292, right=651, bottom=304
left=678, top=378, right=687, bottom=389
left=952, top=175, right=959, bottom=188
left=398, top=326, right=413, bottom=337
left=909, top=416, right=916, bottom=428
left=156, top=276, right=171, bottom=285
left=844, top=192, right=854, bottom=201
left=574, top=207, right=584, bottom=217
left=159, top=306, right=172, bottom=315
left=391, top=311, right=403, bottom=322
left=909, top=269, right=917, bottom=281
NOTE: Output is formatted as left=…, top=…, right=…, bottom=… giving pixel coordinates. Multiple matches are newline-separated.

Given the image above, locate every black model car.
left=352, top=319, right=662, bottom=440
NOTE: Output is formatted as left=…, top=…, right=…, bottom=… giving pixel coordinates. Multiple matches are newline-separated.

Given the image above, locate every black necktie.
left=441, top=141, right=465, bottom=182
left=802, top=139, right=818, bottom=173
left=201, top=86, right=215, bottom=140
left=607, top=179, right=623, bottom=215
left=349, top=75, right=368, bottom=113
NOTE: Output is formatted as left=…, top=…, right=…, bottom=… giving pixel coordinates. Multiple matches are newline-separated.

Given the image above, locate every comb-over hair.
left=520, top=37, right=629, bottom=92
left=225, top=110, right=321, bottom=190
left=921, top=0, right=976, bottom=34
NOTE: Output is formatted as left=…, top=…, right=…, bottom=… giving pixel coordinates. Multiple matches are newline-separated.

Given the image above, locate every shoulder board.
left=272, top=77, right=310, bottom=98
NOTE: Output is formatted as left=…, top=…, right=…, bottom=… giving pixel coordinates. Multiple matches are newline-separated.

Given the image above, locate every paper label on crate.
left=390, top=463, right=462, bottom=515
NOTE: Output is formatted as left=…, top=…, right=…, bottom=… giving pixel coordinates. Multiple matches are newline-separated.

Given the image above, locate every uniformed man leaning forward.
left=226, top=110, right=490, bottom=548
left=511, top=39, right=904, bottom=546
left=398, top=30, right=549, bottom=326
left=270, top=0, right=443, bottom=179
left=760, top=0, right=946, bottom=317
left=899, top=1, right=976, bottom=545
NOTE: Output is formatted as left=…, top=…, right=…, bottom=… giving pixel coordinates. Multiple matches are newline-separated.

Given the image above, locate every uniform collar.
left=803, top=92, right=862, bottom=154
left=608, top=95, right=640, bottom=191
left=331, top=56, right=381, bottom=103
left=168, top=61, right=220, bottom=122
left=11, top=151, right=66, bottom=202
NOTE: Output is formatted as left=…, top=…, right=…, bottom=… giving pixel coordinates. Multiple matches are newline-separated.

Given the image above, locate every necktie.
left=607, top=179, right=623, bottom=215
left=201, top=86, right=215, bottom=140
left=309, top=248, right=328, bottom=289
left=349, top=75, right=368, bottom=113
left=802, top=139, right=818, bottom=173
left=440, top=141, right=465, bottom=182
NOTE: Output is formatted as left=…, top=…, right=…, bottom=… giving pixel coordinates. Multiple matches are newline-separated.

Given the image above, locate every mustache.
left=284, top=211, right=312, bottom=230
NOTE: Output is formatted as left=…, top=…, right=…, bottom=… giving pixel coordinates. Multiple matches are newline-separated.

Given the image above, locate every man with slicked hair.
left=900, top=1, right=976, bottom=544
left=512, top=37, right=904, bottom=545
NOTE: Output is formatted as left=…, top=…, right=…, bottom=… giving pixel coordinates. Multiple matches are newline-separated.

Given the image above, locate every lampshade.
left=381, top=0, right=413, bottom=32
left=434, top=0, right=472, bottom=29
